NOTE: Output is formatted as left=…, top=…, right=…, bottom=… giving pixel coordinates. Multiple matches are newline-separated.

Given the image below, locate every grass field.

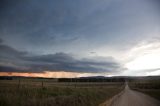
left=129, top=78, right=160, bottom=100
left=0, top=78, right=124, bottom=106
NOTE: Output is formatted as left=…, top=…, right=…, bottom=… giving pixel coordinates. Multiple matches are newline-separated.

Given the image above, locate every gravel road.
left=111, top=84, right=160, bottom=106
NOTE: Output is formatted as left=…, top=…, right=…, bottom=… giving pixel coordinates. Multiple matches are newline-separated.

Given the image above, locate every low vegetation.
left=129, top=77, right=160, bottom=100
left=0, top=78, right=124, bottom=106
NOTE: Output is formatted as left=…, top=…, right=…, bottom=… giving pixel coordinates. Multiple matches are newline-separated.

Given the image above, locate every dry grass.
left=129, top=80, right=160, bottom=100
left=0, top=79, right=124, bottom=106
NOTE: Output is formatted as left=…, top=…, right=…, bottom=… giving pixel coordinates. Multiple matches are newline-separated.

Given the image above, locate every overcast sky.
left=0, top=0, right=160, bottom=77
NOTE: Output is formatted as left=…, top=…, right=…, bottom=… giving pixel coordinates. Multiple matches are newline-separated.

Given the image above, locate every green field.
left=0, top=78, right=124, bottom=106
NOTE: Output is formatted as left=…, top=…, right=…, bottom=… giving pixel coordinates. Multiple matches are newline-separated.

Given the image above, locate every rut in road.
left=110, top=84, right=160, bottom=106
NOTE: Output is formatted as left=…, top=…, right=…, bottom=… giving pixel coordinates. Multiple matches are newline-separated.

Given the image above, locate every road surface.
left=111, top=84, right=160, bottom=106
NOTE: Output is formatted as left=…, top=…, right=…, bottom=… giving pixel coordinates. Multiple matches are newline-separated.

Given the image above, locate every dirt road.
left=111, top=84, right=160, bottom=106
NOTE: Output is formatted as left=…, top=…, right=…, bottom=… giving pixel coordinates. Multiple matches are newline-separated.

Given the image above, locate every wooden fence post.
left=42, top=81, right=44, bottom=88
left=18, top=79, right=21, bottom=89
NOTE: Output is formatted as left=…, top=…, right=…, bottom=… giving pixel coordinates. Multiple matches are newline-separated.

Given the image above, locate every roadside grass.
left=129, top=80, right=160, bottom=101
left=136, top=89, right=160, bottom=100
left=0, top=79, right=124, bottom=106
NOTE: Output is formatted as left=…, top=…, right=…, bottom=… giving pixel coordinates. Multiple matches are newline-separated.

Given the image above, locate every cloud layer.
left=0, top=38, right=123, bottom=74
left=0, top=0, right=160, bottom=76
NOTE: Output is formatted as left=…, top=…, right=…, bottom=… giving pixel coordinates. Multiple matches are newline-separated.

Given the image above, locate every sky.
left=0, top=0, right=160, bottom=78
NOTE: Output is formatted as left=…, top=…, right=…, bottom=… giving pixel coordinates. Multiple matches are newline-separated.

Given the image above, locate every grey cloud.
left=0, top=38, right=3, bottom=43
left=21, top=52, right=123, bottom=73
left=0, top=0, right=159, bottom=55
left=0, top=44, right=27, bottom=60
left=0, top=65, right=28, bottom=73
left=0, top=41, right=123, bottom=73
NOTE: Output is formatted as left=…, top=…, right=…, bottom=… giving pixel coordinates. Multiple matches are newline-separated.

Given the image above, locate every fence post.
left=42, top=81, right=44, bottom=88
left=18, top=79, right=21, bottom=89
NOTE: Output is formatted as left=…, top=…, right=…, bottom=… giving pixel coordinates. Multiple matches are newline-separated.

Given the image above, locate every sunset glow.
left=0, top=71, right=81, bottom=78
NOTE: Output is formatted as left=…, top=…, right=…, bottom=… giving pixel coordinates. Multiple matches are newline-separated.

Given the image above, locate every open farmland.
left=0, top=77, right=124, bottom=106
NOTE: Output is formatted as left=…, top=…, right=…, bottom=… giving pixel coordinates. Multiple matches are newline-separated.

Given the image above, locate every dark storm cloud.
left=0, top=40, right=123, bottom=73
left=0, top=38, right=3, bottom=43
left=0, top=0, right=159, bottom=55
left=25, top=53, right=122, bottom=73
left=0, top=66, right=27, bottom=73
left=0, top=38, right=27, bottom=62
left=0, top=0, right=159, bottom=76
left=0, top=44, right=26, bottom=58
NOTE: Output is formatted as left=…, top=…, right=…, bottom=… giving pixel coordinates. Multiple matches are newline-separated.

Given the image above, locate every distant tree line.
left=58, top=78, right=125, bottom=82
left=0, top=76, right=126, bottom=82
left=0, top=76, right=13, bottom=80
